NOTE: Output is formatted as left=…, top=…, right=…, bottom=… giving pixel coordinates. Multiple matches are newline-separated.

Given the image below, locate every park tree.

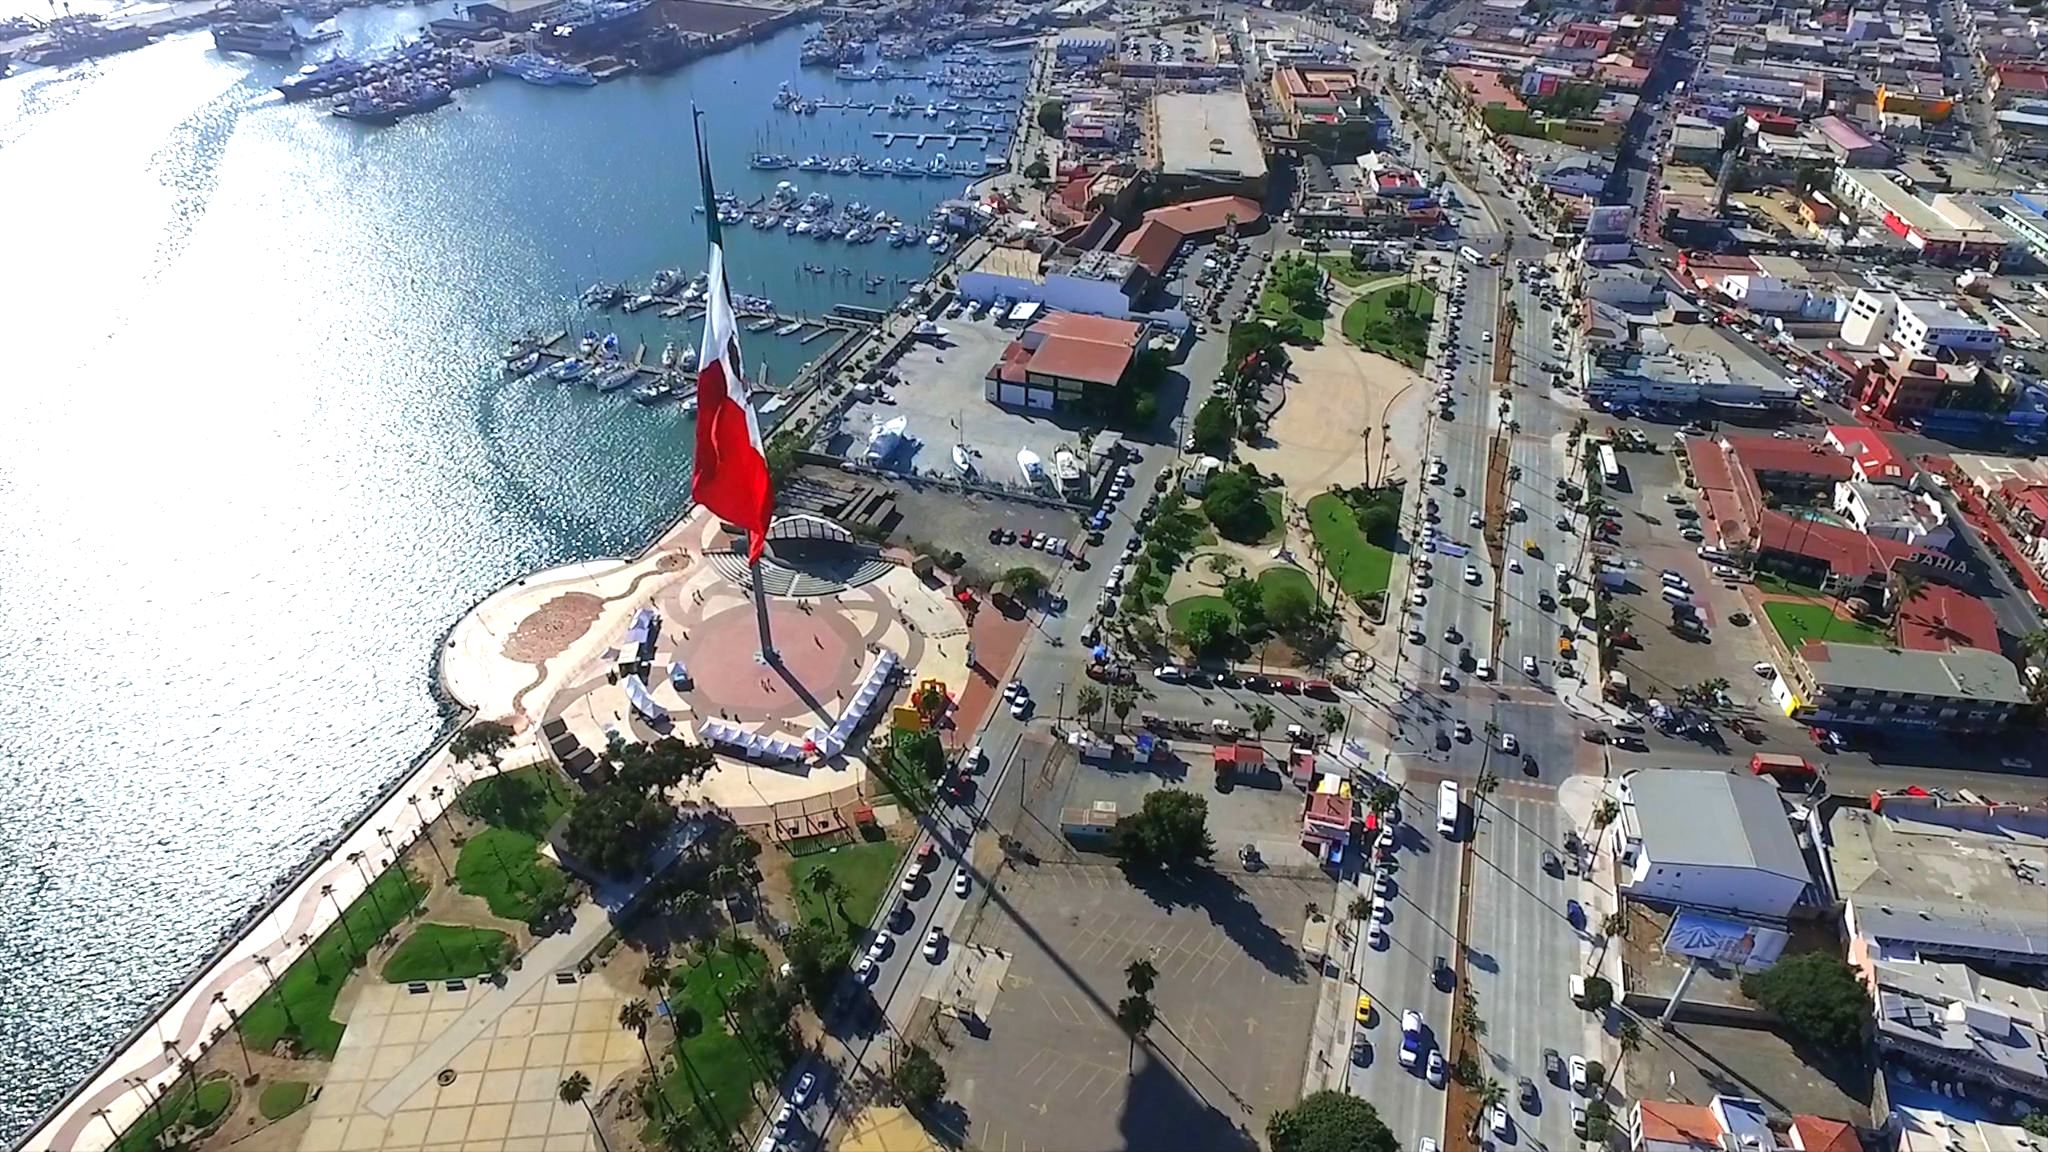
left=1580, top=974, right=1614, bottom=1013
left=893, top=1042, right=948, bottom=1111
left=1036, top=99, right=1065, bottom=137
left=1181, top=605, right=1236, bottom=656
left=1191, top=395, right=1237, bottom=454
left=1074, top=684, right=1104, bottom=724
left=450, top=720, right=514, bottom=769
left=1741, top=952, right=1872, bottom=1051
left=1201, top=470, right=1273, bottom=543
left=1023, top=157, right=1049, bottom=180
left=1113, top=790, right=1214, bottom=870
left=562, top=783, right=675, bottom=876
left=1001, top=565, right=1049, bottom=603
left=784, top=919, right=853, bottom=1007
left=1267, top=1090, right=1398, bottom=1152
left=1221, top=575, right=1265, bottom=630
left=1264, top=580, right=1317, bottom=635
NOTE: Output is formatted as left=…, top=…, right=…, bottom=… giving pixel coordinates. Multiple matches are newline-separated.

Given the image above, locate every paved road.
left=1465, top=792, right=1607, bottom=1152
left=1342, top=784, right=1461, bottom=1149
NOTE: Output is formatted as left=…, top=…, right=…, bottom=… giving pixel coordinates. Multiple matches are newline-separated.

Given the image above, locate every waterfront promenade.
left=18, top=502, right=975, bottom=1151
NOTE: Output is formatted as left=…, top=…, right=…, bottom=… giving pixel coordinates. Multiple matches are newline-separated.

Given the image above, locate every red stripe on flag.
left=693, top=355, right=773, bottom=562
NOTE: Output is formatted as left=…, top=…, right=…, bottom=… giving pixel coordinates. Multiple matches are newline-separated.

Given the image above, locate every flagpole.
left=694, top=105, right=776, bottom=664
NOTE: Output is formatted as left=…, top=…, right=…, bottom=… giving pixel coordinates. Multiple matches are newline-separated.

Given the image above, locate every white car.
left=1009, top=696, right=1031, bottom=719
left=1523, top=655, right=1539, bottom=676
left=1408, top=629, right=1427, bottom=645
left=1464, top=564, right=1481, bottom=584
left=1500, top=732, right=1517, bottom=754
left=1439, top=670, right=1455, bottom=691
left=1753, top=662, right=1776, bottom=678
left=1154, top=665, right=1186, bottom=682
left=1369, top=922, right=1387, bottom=949
left=1003, top=680, right=1026, bottom=700
left=866, top=935, right=892, bottom=962
left=1468, top=511, right=1483, bottom=528
left=1420, top=1140, right=1440, bottom=1152
left=1569, top=1053, right=1589, bottom=1092
left=1427, top=1049, right=1445, bottom=1086
left=1410, top=590, right=1427, bottom=607
left=922, top=927, right=945, bottom=961
left=854, top=956, right=877, bottom=984
left=1490, top=1106, right=1511, bottom=1138
left=954, top=871, right=970, bottom=897
left=1508, top=557, right=1522, bottom=573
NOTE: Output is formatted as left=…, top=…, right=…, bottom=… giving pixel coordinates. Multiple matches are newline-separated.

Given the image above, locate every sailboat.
left=1017, top=448, right=1043, bottom=484
left=952, top=444, right=973, bottom=475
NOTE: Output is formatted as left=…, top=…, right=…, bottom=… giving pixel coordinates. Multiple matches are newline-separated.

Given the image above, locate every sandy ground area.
left=1241, top=329, right=1428, bottom=499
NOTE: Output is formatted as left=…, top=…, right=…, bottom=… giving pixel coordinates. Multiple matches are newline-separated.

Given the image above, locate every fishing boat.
left=650, top=268, right=684, bottom=295
left=623, top=294, right=658, bottom=312
left=746, top=317, right=779, bottom=333
left=549, top=358, right=589, bottom=382
left=629, top=380, right=671, bottom=404
left=865, top=415, right=908, bottom=464
left=302, top=21, right=341, bottom=42
left=1017, top=448, right=1044, bottom=484
left=506, top=350, right=541, bottom=376
left=493, top=52, right=596, bottom=86
left=578, top=331, right=599, bottom=355
left=761, top=393, right=790, bottom=414
left=660, top=342, right=679, bottom=370
left=680, top=396, right=698, bottom=415
left=775, top=318, right=804, bottom=336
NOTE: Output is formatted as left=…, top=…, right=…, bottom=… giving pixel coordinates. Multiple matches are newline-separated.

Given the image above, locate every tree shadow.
left=1118, top=864, right=1305, bottom=981
left=1118, top=1043, right=1259, bottom=1152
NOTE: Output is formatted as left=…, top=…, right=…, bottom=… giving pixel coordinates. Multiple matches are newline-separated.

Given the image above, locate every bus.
left=1436, top=780, right=1461, bottom=838
left=1597, top=443, right=1622, bottom=487
left=1459, top=245, right=1483, bottom=265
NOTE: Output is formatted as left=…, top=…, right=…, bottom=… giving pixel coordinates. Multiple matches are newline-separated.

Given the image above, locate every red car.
left=1274, top=676, right=1302, bottom=695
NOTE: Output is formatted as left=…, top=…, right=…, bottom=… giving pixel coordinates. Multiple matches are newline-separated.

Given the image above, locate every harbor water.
left=0, top=12, right=1015, bottom=1138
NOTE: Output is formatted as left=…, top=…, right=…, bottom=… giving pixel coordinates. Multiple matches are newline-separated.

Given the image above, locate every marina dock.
left=874, top=132, right=992, bottom=149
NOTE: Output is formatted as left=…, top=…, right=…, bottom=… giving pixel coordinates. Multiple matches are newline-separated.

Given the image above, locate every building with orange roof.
left=1269, top=64, right=1377, bottom=155
left=1627, top=1097, right=1864, bottom=1152
left=984, top=311, right=1142, bottom=411
left=1112, top=195, right=1265, bottom=277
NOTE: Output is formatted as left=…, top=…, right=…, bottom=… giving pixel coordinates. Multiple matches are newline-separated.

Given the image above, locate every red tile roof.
left=1897, top=584, right=1999, bottom=653
left=1724, top=436, right=1855, bottom=480
left=1022, top=313, right=1142, bottom=387
left=2005, top=482, right=2048, bottom=526
left=1791, top=1115, right=1863, bottom=1152
left=1115, top=219, right=1183, bottom=276
left=1635, top=1101, right=1721, bottom=1149
left=1303, top=790, right=1351, bottom=828
left=1999, top=67, right=2048, bottom=94
left=1826, top=426, right=1909, bottom=483
left=1145, top=195, right=1263, bottom=235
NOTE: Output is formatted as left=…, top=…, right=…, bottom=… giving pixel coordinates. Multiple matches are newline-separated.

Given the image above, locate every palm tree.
left=1246, top=703, right=1275, bottom=737
left=558, top=1071, right=610, bottom=1152
left=1614, top=1018, right=1643, bottom=1088
left=1590, top=797, right=1620, bottom=836
left=807, top=869, right=848, bottom=927
left=1456, top=989, right=1486, bottom=1038
left=1346, top=894, right=1372, bottom=926
left=1115, top=995, right=1157, bottom=1074
left=1320, top=706, right=1345, bottom=738
left=641, top=958, right=675, bottom=1020
left=1109, top=687, right=1137, bottom=730
left=1887, top=569, right=1929, bottom=636
left=1471, top=1077, right=1506, bottom=1135
left=619, top=1000, right=658, bottom=1091
left=1075, top=684, right=1104, bottom=725
left=1125, top=958, right=1158, bottom=999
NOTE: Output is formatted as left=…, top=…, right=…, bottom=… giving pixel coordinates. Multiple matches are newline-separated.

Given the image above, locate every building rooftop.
left=1801, top=642, right=2028, bottom=705
left=1826, top=425, right=1910, bottom=483
left=1114, top=220, right=1181, bottom=276
left=1146, top=195, right=1263, bottom=236
left=1151, top=91, right=1267, bottom=181
left=1620, top=769, right=1809, bottom=884
left=1020, top=312, right=1141, bottom=386
left=1826, top=797, right=2048, bottom=960
left=1722, top=435, right=1857, bottom=479
left=1896, top=584, right=2000, bottom=654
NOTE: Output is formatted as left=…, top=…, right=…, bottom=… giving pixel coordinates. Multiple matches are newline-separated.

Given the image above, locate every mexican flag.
left=691, top=113, right=773, bottom=563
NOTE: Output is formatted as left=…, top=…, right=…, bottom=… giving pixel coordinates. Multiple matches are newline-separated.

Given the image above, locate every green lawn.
left=1341, top=282, right=1436, bottom=368
left=655, top=944, right=785, bottom=1141
left=1753, top=571, right=1826, bottom=598
left=238, top=865, right=426, bottom=1057
left=456, top=826, right=568, bottom=922
left=460, top=765, right=574, bottom=838
left=1256, top=566, right=1317, bottom=603
left=1763, top=601, right=1892, bottom=649
left=1305, top=493, right=1396, bottom=601
left=1316, top=255, right=1371, bottom=287
left=1167, top=594, right=1235, bottom=632
left=1258, top=280, right=1327, bottom=344
left=112, top=1075, right=232, bottom=1152
left=258, top=1080, right=310, bottom=1121
left=381, top=923, right=512, bottom=983
left=788, top=841, right=904, bottom=935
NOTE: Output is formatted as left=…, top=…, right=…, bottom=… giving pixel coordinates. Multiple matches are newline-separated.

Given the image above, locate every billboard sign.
left=1664, top=909, right=1789, bottom=972
left=1586, top=204, right=1634, bottom=239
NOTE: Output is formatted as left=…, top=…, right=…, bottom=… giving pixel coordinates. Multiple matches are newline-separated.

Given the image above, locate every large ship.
left=331, top=80, right=452, bottom=124
left=493, top=52, right=596, bottom=86
left=211, top=21, right=301, bottom=58
left=23, top=23, right=152, bottom=66
left=276, top=53, right=372, bottom=99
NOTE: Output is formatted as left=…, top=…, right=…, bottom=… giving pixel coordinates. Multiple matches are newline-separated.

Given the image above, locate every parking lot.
left=836, top=313, right=1094, bottom=484
left=944, top=859, right=1325, bottom=1152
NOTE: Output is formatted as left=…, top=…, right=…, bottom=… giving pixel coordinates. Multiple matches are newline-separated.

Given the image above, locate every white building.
left=1841, top=288, right=1898, bottom=348
left=1892, top=298, right=2002, bottom=361
left=1611, top=770, right=1811, bottom=920
left=1834, top=480, right=1955, bottom=548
